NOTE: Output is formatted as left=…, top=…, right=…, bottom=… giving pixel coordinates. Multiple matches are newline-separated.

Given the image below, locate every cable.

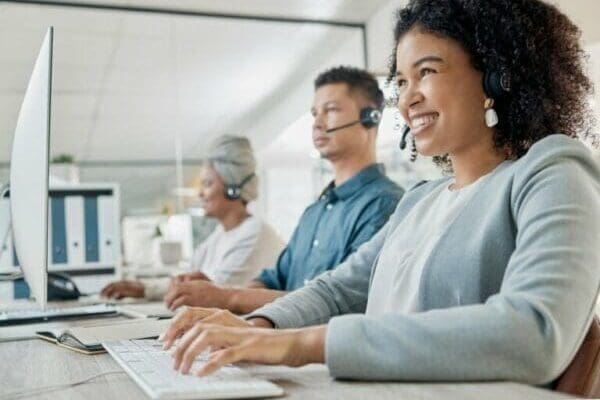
left=0, top=219, right=12, bottom=264
left=0, top=183, right=11, bottom=266
left=1, top=370, right=127, bottom=399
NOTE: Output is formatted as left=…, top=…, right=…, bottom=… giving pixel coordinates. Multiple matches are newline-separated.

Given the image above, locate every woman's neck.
left=219, top=206, right=250, bottom=231
left=449, top=139, right=507, bottom=190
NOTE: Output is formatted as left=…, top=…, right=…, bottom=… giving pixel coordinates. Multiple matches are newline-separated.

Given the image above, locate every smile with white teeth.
left=410, top=113, right=439, bottom=133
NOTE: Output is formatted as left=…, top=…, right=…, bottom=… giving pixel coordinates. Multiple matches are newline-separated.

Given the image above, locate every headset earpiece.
left=359, top=107, right=382, bottom=129
left=483, top=70, right=511, bottom=100
left=224, top=186, right=240, bottom=200
left=223, top=173, right=255, bottom=201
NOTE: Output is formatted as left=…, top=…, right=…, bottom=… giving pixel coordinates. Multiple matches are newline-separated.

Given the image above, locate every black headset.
left=325, top=107, right=383, bottom=134
left=224, top=173, right=255, bottom=201
left=359, top=107, right=383, bottom=128
left=483, top=70, right=511, bottom=100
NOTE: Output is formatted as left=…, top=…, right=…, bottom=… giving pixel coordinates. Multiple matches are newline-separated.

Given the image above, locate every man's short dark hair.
left=315, top=66, right=384, bottom=111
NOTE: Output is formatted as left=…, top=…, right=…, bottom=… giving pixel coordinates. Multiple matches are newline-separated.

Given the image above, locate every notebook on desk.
left=36, top=318, right=172, bottom=355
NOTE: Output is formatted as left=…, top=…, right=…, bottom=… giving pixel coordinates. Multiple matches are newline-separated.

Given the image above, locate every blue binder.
left=84, top=196, right=99, bottom=263
left=51, top=196, right=67, bottom=264
left=13, top=279, right=30, bottom=299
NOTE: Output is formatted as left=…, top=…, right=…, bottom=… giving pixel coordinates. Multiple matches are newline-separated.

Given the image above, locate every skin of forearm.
left=246, top=280, right=267, bottom=289
left=222, top=287, right=287, bottom=314
left=248, top=317, right=275, bottom=328
left=288, top=325, right=327, bottom=366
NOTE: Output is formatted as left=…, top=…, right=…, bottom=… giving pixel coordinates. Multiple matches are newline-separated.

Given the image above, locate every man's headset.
left=325, top=107, right=383, bottom=134
left=224, top=173, right=255, bottom=201
left=399, top=70, right=510, bottom=156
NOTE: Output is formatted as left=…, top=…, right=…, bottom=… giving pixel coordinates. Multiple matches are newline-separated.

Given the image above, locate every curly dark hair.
left=315, top=66, right=385, bottom=111
left=388, top=0, right=597, bottom=163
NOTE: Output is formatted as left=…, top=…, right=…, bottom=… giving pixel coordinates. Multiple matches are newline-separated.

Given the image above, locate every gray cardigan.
left=249, top=134, right=600, bottom=385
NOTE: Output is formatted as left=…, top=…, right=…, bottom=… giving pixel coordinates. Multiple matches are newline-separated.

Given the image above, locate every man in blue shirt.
left=256, top=163, right=399, bottom=291
left=164, top=66, right=403, bottom=313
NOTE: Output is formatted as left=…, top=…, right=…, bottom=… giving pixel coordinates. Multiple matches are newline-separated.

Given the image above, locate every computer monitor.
left=8, top=27, right=53, bottom=310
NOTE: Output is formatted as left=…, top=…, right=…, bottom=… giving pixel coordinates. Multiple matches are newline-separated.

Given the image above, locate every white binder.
left=98, top=195, right=117, bottom=264
left=65, top=196, right=85, bottom=267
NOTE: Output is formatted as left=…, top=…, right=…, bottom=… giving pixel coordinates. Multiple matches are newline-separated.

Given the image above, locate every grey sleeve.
left=325, top=141, right=600, bottom=384
left=247, top=218, right=392, bottom=328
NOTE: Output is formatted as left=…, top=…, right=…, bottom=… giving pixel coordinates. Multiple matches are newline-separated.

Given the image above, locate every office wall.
left=366, top=0, right=406, bottom=75
left=588, top=43, right=600, bottom=132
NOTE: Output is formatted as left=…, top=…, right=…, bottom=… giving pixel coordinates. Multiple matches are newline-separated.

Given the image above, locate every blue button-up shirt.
left=256, top=163, right=403, bottom=291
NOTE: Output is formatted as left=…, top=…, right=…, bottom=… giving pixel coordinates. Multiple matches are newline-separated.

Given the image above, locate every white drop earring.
left=484, top=98, right=499, bottom=128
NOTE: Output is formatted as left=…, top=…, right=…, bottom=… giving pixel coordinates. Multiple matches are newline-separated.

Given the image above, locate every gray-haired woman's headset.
left=224, top=173, right=255, bottom=201
left=207, top=156, right=256, bottom=201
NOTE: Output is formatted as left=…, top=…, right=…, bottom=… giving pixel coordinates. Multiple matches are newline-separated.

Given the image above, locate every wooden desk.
left=0, top=338, right=572, bottom=400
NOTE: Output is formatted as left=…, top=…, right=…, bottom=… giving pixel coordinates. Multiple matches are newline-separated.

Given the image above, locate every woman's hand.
left=160, top=307, right=257, bottom=350
left=171, top=271, right=211, bottom=285
left=100, top=280, right=145, bottom=299
left=164, top=280, right=228, bottom=311
left=169, top=323, right=326, bottom=376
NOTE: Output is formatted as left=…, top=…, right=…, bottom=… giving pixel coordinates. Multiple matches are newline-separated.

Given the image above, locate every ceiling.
left=0, top=0, right=385, bottom=214
left=34, top=0, right=389, bottom=23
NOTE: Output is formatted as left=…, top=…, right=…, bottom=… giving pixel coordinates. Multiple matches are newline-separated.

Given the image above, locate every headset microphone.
left=325, top=107, right=382, bottom=134
left=399, top=124, right=411, bottom=150
left=326, top=120, right=360, bottom=134
left=399, top=124, right=417, bottom=162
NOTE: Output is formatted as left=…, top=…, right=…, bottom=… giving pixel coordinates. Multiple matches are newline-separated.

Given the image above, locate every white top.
left=366, top=168, right=499, bottom=316
left=191, top=215, right=284, bottom=286
left=143, top=216, right=284, bottom=300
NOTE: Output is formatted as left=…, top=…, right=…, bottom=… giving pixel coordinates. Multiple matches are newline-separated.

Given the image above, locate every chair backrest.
left=555, top=316, right=600, bottom=398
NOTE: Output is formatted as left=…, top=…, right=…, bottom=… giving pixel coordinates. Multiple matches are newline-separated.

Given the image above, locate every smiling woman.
left=389, top=0, right=595, bottom=170
left=160, top=0, right=600, bottom=393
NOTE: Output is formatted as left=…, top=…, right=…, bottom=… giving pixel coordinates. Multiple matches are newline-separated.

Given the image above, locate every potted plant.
left=50, top=154, right=79, bottom=183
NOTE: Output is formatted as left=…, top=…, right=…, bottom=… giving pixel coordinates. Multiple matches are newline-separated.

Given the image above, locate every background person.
left=101, top=135, right=284, bottom=300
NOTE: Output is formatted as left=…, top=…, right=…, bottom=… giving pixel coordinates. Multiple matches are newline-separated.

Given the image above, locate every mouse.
left=47, top=272, right=81, bottom=300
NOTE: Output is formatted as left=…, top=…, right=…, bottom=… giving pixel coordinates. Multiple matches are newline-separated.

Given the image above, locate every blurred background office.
left=0, top=0, right=599, bottom=297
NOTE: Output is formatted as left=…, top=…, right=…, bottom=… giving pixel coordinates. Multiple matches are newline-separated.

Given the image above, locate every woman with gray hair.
left=101, top=135, right=284, bottom=300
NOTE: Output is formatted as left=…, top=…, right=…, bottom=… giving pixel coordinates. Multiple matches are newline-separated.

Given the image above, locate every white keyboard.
left=103, top=339, right=284, bottom=400
left=0, top=303, right=118, bottom=326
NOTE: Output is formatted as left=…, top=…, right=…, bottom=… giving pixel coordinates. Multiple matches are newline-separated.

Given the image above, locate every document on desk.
left=36, top=318, right=172, bottom=355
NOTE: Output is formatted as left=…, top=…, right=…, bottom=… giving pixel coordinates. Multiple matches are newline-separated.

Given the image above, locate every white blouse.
left=366, top=164, right=509, bottom=316
left=192, top=215, right=284, bottom=286
left=143, top=216, right=284, bottom=300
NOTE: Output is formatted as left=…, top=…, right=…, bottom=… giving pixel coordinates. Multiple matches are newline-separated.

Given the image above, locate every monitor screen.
left=9, top=27, right=53, bottom=310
